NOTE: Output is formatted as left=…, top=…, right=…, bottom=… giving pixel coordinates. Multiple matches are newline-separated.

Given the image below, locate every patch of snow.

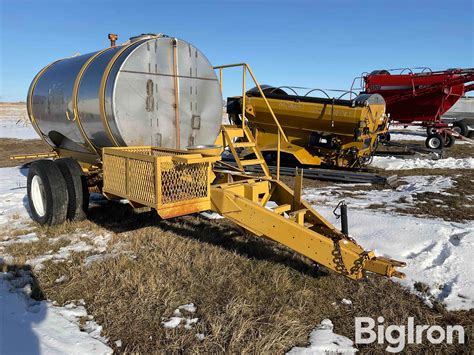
left=287, top=319, right=356, bottom=354
left=27, top=234, right=112, bottom=271
left=0, top=167, right=31, bottom=228
left=1, top=232, right=38, bottom=245
left=178, top=303, right=197, bottom=313
left=0, top=114, right=38, bottom=140
left=162, top=317, right=183, bottom=329
left=341, top=299, right=352, bottom=305
left=162, top=303, right=199, bottom=330
left=200, top=211, right=224, bottom=219
left=372, top=156, right=474, bottom=170
left=315, top=206, right=474, bottom=311
left=389, top=128, right=427, bottom=142
left=0, top=273, right=111, bottom=354
left=54, top=275, right=67, bottom=284
left=304, top=175, right=454, bottom=212
left=114, top=340, right=122, bottom=347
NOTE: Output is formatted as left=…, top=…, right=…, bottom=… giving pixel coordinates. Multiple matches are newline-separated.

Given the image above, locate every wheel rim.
left=428, top=137, right=441, bottom=149
left=31, top=175, right=46, bottom=217
left=452, top=126, right=461, bottom=134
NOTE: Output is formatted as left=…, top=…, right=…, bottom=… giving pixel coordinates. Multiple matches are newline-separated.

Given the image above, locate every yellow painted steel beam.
left=10, top=152, right=58, bottom=160
left=210, top=181, right=405, bottom=280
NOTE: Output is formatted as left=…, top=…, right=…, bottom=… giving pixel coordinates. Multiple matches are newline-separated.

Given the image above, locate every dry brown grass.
left=2, top=202, right=470, bottom=353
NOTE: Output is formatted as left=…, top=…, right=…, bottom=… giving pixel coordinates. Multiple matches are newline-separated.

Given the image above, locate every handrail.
left=214, top=63, right=288, bottom=180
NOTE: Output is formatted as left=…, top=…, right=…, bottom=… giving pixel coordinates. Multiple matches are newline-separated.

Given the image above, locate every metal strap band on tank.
left=72, top=47, right=115, bottom=154
left=172, top=38, right=180, bottom=149
left=99, top=37, right=159, bottom=147
left=27, top=60, right=62, bottom=147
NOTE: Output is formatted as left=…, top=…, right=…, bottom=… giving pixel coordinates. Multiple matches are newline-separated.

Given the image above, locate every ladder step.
left=240, top=159, right=265, bottom=166
left=233, top=142, right=255, bottom=148
left=223, top=126, right=244, bottom=139
left=272, top=204, right=291, bottom=214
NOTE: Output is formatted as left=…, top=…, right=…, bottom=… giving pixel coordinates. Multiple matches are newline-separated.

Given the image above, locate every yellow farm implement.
left=227, top=85, right=389, bottom=168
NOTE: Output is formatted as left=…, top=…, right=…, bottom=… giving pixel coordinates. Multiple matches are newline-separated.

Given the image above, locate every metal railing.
left=213, top=63, right=288, bottom=180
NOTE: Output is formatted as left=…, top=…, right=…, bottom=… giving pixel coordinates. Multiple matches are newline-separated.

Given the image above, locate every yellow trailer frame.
left=100, top=144, right=404, bottom=280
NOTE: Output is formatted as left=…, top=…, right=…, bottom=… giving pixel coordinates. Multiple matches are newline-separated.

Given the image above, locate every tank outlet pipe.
left=333, top=200, right=349, bottom=235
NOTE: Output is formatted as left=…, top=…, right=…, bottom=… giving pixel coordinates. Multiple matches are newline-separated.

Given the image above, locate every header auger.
left=20, top=34, right=405, bottom=281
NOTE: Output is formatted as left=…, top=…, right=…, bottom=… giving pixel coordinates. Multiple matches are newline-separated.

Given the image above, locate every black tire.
left=55, top=158, right=89, bottom=221
left=444, top=133, right=455, bottom=148
left=426, top=127, right=437, bottom=136
left=452, top=120, right=468, bottom=137
left=425, top=133, right=444, bottom=149
left=27, top=160, right=68, bottom=225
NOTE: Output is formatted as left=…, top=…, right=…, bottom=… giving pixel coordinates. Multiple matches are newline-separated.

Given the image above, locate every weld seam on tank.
left=99, top=36, right=160, bottom=147
left=72, top=46, right=115, bottom=154
left=98, top=43, right=137, bottom=147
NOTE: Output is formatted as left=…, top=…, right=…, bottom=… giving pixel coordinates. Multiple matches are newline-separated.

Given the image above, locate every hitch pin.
left=333, top=200, right=349, bottom=235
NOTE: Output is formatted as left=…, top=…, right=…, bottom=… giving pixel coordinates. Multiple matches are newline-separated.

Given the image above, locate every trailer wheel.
left=425, top=133, right=444, bottom=149
left=55, top=158, right=89, bottom=221
left=452, top=120, right=468, bottom=137
left=443, top=133, right=455, bottom=148
left=426, top=127, right=437, bottom=136
left=27, top=160, right=68, bottom=225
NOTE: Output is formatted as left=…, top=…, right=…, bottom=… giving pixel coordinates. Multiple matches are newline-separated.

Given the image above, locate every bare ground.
left=1, top=137, right=473, bottom=353
left=0, top=138, right=49, bottom=167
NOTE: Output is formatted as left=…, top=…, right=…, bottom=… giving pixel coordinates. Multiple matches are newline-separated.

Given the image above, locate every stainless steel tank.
left=27, top=34, right=223, bottom=155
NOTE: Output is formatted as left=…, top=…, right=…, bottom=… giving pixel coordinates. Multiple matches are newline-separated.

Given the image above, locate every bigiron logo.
left=355, top=317, right=465, bottom=353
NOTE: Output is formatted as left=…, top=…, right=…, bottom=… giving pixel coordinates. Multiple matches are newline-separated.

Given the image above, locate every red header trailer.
left=362, top=68, right=474, bottom=148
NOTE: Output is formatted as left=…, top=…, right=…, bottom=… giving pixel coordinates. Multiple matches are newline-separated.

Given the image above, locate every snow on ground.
left=0, top=166, right=115, bottom=353
left=389, top=127, right=427, bottom=142
left=24, top=233, right=112, bottom=272
left=303, top=175, right=474, bottom=310
left=0, top=104, right=38, bottom=140
left=0, top=117, right=38, bottom=139
left=388, top=126, right=470, bottom=144
left=0, top=167, right=31, bottom=229
left=0, top=272, right=111, bottom=354
left=315, top=206, right=474, bottom=311
left=161, top=303, right=199, bottom=330
left=372, top=156, right=474, bottom=170
left=304, top=175, right=455, bottom=212
left=287, top=319, right=356, bottom=354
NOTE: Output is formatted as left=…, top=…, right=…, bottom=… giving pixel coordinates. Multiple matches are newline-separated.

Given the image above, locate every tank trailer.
left=23, top=33, right=405, bottom=280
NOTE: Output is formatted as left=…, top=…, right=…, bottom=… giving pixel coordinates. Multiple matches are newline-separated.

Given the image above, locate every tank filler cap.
left=108, top=33, right=118, bottom=47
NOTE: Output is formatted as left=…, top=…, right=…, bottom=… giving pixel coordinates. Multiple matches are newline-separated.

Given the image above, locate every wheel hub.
left=31, top=174, right=46, bottom=217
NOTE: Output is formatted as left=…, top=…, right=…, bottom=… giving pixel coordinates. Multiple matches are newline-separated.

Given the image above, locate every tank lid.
left=129, top=33, right=166, bottom=42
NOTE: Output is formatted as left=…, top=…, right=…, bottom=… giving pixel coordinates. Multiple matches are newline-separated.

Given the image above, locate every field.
left=0, top=102, right=473, bottom=353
